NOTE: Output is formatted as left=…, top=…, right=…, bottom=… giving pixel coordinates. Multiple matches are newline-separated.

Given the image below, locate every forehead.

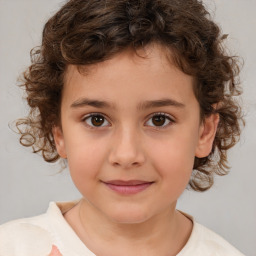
left=64, top=45, right=173, bottom=80
left=62, top=45, right=196, bottom=110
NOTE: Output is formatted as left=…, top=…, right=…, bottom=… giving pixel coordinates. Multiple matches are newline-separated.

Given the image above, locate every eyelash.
left=81, top=112, right=175, bottom=130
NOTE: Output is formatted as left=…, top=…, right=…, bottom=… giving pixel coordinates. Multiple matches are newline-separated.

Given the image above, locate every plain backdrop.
left=0, top=0, right=255, bottom=255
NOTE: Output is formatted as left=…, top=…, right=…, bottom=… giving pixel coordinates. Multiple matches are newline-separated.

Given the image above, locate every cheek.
left=147, top=130, right=198, bottom=188
left=65, top=138, right=107, bottom=190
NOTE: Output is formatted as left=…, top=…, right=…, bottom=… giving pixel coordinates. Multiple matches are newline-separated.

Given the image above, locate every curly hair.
left=17, top=0, right=244, bottom=191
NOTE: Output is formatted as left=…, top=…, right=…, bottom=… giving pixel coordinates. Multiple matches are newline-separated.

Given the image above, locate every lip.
left=102, top=180, right=154, bottom=195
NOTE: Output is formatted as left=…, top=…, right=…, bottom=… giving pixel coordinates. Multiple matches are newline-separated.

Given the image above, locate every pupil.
left=92, top=115, right=104, bottom=126
left=153, top=115, right=165, bottom=126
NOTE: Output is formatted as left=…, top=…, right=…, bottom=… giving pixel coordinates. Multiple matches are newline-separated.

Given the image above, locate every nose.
left=108, top=126, right=146, bottom=169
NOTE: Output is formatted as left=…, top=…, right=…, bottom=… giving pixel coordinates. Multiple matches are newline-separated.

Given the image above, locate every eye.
left=145, top=112, right=174, bottom=128
left=82, top=113, right=110, bottom=129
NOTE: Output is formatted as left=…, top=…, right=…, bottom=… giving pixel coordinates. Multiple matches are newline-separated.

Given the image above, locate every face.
left=53, top=45, right=218, bottom=224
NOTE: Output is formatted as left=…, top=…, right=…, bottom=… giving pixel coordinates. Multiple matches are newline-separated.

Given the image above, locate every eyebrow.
left=70, top=98, right=185, bottom=110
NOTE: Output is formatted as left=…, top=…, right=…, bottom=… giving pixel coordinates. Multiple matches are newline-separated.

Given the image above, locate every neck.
left=65, top=198, right=193, bottom=256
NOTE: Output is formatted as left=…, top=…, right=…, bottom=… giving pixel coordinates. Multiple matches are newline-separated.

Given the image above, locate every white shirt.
left=0, top=201, right=245, bottom=256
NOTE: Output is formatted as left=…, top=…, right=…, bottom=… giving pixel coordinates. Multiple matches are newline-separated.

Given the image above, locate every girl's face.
left=54, top=45, right=217, bottom=224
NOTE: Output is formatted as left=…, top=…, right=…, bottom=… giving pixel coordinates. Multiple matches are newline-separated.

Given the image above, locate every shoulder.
left=193, top=222, right=244, bottom=255
left=0, top=201, right=80, bottom=256
left=178, top=219, right=245, bottom=256
left=0, top=213, right=54, bottom=255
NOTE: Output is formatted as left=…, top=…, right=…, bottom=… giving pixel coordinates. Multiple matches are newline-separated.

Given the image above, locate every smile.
left=102, top=180, right=154, bottom=195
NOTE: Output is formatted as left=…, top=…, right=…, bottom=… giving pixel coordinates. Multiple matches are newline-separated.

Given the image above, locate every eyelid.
left=147, top=112, right=175, bottom=120
left=145, top=112, right=175, bottom=129
left=82, top=112, right=111, bottom=129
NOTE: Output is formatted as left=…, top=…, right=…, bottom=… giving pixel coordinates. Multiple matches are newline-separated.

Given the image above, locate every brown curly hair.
left=17, top=0, right=244, bottom=191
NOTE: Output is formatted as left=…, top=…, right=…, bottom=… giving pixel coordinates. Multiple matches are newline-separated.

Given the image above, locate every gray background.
left=0, top=0, right=255, bottom=255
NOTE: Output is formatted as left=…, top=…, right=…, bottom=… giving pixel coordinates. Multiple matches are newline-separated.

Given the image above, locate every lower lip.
left=104, top=182, right=153, bottom=195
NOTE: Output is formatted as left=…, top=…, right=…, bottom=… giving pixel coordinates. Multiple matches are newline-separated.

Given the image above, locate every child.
left=0, top=0, right=245, bottom=255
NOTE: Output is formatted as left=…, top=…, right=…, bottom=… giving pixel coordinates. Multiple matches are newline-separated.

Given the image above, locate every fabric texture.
left=0, top=201, right=245, bottom=256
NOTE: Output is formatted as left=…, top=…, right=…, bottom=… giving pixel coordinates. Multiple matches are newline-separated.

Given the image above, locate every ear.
left=52, top=126, right=67, bottom=159
left=195, top=113, right=219, bottom=158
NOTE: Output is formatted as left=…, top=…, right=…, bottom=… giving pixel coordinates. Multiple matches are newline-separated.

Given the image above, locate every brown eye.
left=91, top=115, right=104, bottom=126
left=145, top=113, right=174, bottom=128
left=83, top=114, right=110, bottom=128
left=152, top=115, right=166, bottom=126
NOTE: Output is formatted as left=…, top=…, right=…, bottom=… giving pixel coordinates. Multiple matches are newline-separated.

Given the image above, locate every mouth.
left=102, top=180, right=154, bottom=195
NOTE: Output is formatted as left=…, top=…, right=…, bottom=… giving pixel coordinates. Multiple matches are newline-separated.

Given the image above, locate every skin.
left=53, top=44, right=219, bottom=256
left=49, top=245, right=62, bottom=256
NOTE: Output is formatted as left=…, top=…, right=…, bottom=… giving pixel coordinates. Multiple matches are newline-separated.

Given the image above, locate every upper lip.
left=103, top=180, right=154, bottom=186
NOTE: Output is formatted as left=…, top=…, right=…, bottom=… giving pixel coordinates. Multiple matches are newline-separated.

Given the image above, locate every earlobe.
left=52, top=126, right=67, bottom=159
left=195, top=113, right=219, bottom=158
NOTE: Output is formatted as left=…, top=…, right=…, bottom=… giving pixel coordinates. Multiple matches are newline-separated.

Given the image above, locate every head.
left=18, top=0, right=243, bottom=196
